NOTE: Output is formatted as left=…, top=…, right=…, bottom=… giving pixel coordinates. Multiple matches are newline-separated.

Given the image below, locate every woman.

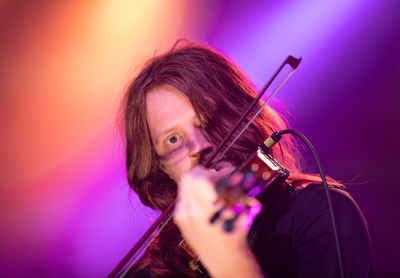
left=122, top=42, right=374, bottom=277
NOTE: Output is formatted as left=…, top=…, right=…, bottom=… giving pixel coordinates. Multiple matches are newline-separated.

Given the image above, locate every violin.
left=210, top=147, right=290, bottom=231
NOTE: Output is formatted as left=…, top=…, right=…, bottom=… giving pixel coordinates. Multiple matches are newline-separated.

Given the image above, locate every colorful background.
left=1, top=0, right=399, bottom=277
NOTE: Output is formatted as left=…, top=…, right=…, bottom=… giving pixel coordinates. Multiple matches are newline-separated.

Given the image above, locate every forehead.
left=146, top=85, right=195, bottom=140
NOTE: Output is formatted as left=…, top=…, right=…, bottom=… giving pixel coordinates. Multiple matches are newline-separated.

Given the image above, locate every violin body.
left=216, top=147, right=289, bottom=205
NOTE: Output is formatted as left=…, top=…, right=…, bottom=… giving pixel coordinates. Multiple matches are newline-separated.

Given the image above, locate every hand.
left=174, top=166, right=265, bottom=278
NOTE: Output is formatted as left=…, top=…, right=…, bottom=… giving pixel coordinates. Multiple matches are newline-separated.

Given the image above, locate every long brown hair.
left=122, top=41, right=325, bottom=276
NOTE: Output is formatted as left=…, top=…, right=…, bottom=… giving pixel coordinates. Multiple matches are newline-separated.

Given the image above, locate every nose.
left=187, top=127, right=212, bottom=162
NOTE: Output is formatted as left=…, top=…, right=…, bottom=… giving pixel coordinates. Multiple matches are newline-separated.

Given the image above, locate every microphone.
left=260, top=131, right=282, bottom=154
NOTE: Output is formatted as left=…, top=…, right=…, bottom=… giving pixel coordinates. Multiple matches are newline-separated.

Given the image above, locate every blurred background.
left=0, top=0, right=399, bottom=277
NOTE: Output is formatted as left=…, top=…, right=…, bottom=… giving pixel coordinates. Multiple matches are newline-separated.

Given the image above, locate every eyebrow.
left=153, top=114, right=199, bottom=145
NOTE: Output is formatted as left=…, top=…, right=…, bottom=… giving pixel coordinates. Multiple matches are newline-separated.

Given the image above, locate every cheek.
left=160, top=147, right=192, bottom=182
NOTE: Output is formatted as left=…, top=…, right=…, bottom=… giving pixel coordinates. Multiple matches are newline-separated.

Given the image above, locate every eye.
left=166, top=135, right=179, bottom=145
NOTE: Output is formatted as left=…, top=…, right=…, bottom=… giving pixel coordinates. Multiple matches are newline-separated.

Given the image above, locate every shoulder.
left=283, top=184, right=374, bottom=277
left=289, top=184, right=369, bottom=236
left=292, top=183, right=354, bottom=207
left=249, top=183, right=374, bottom=277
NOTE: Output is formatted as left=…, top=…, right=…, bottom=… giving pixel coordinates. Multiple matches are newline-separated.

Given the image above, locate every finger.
left=242, top=197, right=263, bottom=230
left=214, top=198, right=262, bottom=233
left=180, top=167, right=219, bottom=208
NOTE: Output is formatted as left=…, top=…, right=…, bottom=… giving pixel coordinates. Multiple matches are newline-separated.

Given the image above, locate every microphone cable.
left=261, top=129, right=345, bottom=278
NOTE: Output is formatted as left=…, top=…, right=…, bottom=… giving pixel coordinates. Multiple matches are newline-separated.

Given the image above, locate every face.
left=146, top=85, right=235, bottom=183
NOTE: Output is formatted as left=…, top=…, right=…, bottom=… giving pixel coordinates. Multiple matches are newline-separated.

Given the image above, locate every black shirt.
left=249, top=182, right=374, bottom=278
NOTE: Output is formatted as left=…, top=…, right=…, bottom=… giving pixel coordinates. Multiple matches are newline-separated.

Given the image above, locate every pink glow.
left=0, top=0, right=398, bottom=276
